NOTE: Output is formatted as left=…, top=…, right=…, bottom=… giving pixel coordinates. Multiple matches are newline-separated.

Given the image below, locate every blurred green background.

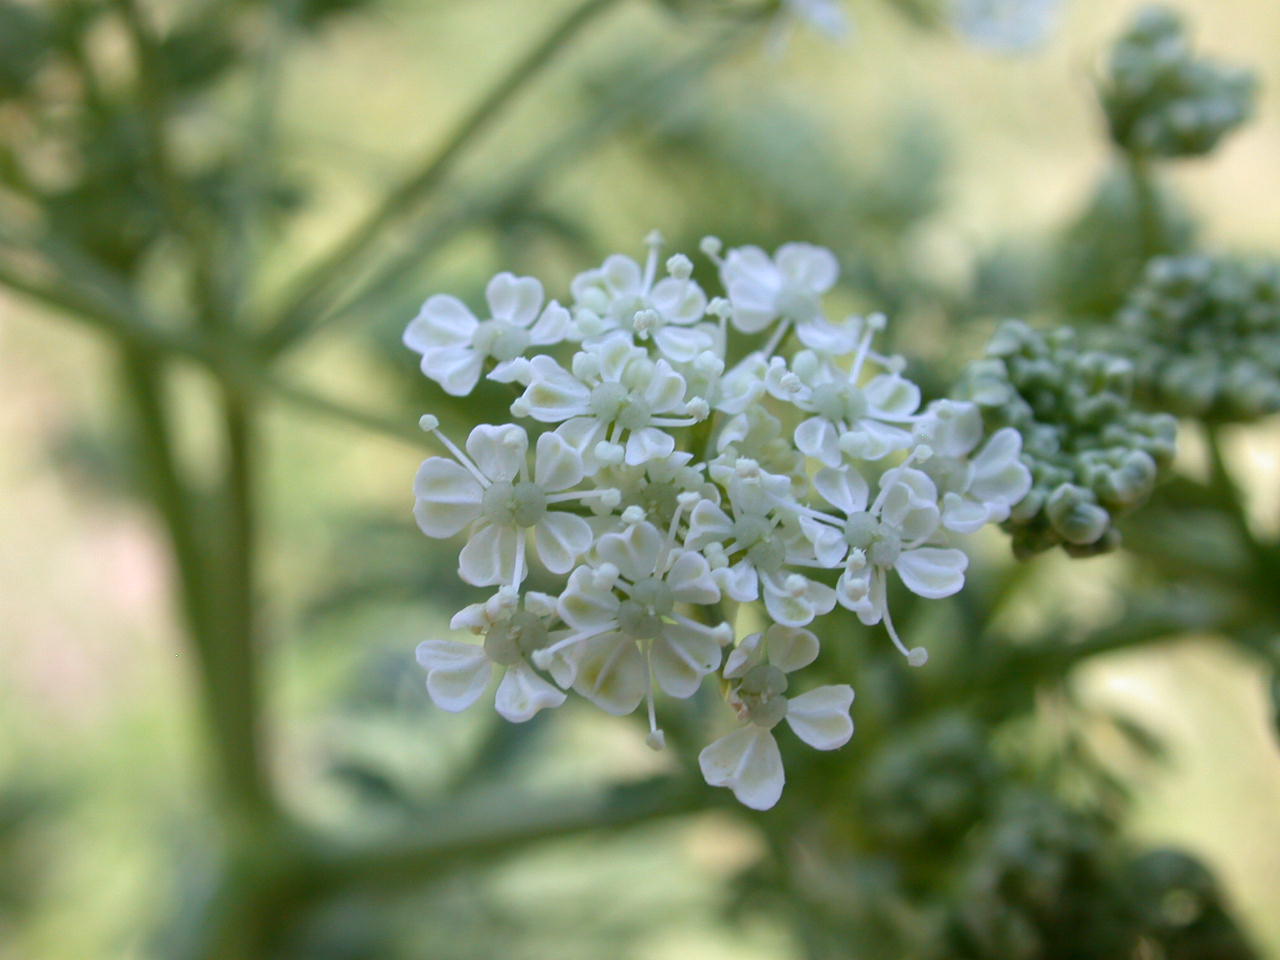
left=2, top=0, right=1280, bottom=957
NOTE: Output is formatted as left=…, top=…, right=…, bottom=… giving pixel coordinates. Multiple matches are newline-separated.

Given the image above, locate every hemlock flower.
left=416, top=588, right=567, bottom=722
left=571, top=232, right=715, bottom=363
left=714, top=240, right=840, bottom=333
left=539, top=518, right=728, bottom=739
left=699, top=626, right=854, bottom=810
left=403, top=231, right=1049, bottom=809
left=504, top=332, right=705, bottom=469
left=413, top=420, right=598, bottom=586
left=404, top=272, right=570, bottom=396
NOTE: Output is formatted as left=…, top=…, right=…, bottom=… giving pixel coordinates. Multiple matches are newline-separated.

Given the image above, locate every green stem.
left=114, top=0, right=225, bottom=324
left=259, top=0, right=627, bottom=356
left=119, top=349, right=273, bottom=822
left=1127, top=151, right=1164, bottom=262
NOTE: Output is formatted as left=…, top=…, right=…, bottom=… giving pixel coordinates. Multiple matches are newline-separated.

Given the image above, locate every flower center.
left=589, top=381, right=651, bottom=430
left=739, top=664, right=789, bottom=728
left=481, top=481, right=547, bottom=527
left=617, top=576, right=674, bottom=639
left=776, top=286, right=821, bottom=324
left=810, top=381, right=868, bottom=423
left=484, top=609, right=549, bottom=665
left=473, top=320, right=531, bottom=362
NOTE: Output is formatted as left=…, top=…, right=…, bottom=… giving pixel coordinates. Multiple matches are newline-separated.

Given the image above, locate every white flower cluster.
left=405, top=232, right=1030, bottom=810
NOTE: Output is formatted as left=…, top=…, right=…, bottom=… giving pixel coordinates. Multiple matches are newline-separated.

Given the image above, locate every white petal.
left=651, top=622, right=723, bottom=698
left=404, top=295, right=477, bottom=352
left=864, top=375, right=921, bottom=419
left=572, top=633, right=647, bottom=715
left=597, top=522, right=663, bottom=582
left=529, top=301, right=571, bottom=345
left=698, top=726, right=784, bottom=811
left=716, top=561, right=760, bottom=603
left=465, top=424, right=527, bottom=483
left=485, top=272, right=543, bottom=327
left=494, top=661, right=566, bottom=722
left=458, top=522, right=520, bottom=586
left=420, top=346, right=484, bottom=397
left=800, top=516, right=847, bottom=568
left=667, top=551, right=720, bottom=605
left=722, top=633, right=764, bottom=679
left=794, top=417, right=840, bottom=467
left=895, top=547, right=968, bottom=599
left=413, top=458, right=483, bottom=537
left=534, top=512, right=593, bottom=575
left=764, top=625, right=820, bottom=673
left=785, top=685, right=854, bottom=750
left=558, top=567, right=620, bottom=631
left=722, top=247, right=783, bottom=333
left=776, top=243, right=838, bottom=294
left=942, top=492, right=991, bottom=534
left=415, top=640, right=491, bottom=712
left=643, top=361, right=689, bottom=414
left=687, top=499, right=734, bottom=548
left=534, top=431, right=585, bottom=491
left=600, top=254, right=642, bottom=296
left=624, top=427, right=675, bottom=466
left=813, top=466, right=869, bottom=515
left=844, top=419, right=914, bottom=460
left=517, top=357, right=592, bottom=422
left=650, top=276, right=707, bottom=325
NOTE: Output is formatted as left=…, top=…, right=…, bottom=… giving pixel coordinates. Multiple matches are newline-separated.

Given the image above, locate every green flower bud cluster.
left=1101, top=5, right=1256, bottom=159
left=955, top=320, right=1177, bottom=558
left=1118, top=255, right=1280, bottom=422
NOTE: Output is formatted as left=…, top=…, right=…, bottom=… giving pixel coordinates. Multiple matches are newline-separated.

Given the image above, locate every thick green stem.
left=1127, top=152, right=1164, bottom=262
left=259, top=0, right=627, bottom=355
left=120, top=349, right=273, bottom=822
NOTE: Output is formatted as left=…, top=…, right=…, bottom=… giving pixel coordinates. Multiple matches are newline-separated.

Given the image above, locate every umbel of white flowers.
left=404, top=233, right=1031, bottom=810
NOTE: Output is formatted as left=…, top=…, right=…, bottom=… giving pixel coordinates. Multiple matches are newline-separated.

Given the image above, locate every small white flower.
left=766, top=348, right=920, bottom=466
left=506, top=333, right=703, bottom=469
left=718, top=242, right=840, bottom=333
left=803, top=461, right=967, bottom=665
left=917, top=400, right=1032, bottom=532
left=572, top=233, right=715, bottom=363
left=699, top=626, right=854, bottom=810
left=688, top=463, right=835, bottom=627
left=415, top=588, right=567, bottom=722
left=404, top=273, right=570, bottom=396
left=413, top=422, right=598, bottom=587
left=538, top=519, right=728, bottom=741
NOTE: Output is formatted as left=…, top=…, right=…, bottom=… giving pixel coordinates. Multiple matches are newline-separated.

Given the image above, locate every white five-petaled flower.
left=699, top=625, right=854, bottom=810
left=504, top=332, right=705, bottom=470
left=404, top=272, right=570, bottom=396
left=571, top=232, right=715, bottom=363
left=716, top=240, right=840, bottom=334
left=537, top=517, right=729, bottom=744
left=917, top=400, right=1032, bottom=532
left=801, top=459, right=968, bottom=666
left=689, top=461, right=836, bottom=627
left=413, top=420, right=599, bottom=587
left=416, top=588, right=568, bottom=723
left=766, top=348, right=920, bottom=466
